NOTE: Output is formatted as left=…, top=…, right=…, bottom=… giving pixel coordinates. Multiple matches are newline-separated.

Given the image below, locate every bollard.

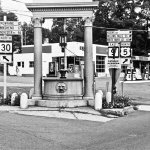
left=95, top=90, right=103, bottom=110
left=20, top=93, right=28, bottom=109
left=106, top=92, right=111, bottom=104
left=120, top=81, right=124, bottom=97
left=132, top=74, right=136, bottom=80
left=144, top=74, right=148, bottom=80
left=11, top=93, right=18, bottom=106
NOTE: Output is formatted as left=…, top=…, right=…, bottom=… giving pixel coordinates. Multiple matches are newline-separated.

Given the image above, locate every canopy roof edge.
left=26, top=2, right=99, bottom=18
left=26, top=2, right=99, bottom=8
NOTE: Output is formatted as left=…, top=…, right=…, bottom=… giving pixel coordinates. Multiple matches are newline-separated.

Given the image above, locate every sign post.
left=0, top=17, right=21, bottom=99
left=3, top=16, right=7, bottom=100
left=109, top=47, right=119, bottom=107
left=107, top=30, right=132, bottom=107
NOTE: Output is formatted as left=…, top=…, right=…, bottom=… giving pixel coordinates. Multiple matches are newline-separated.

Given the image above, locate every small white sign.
left=0, top=26, right=21, bottom=31
left=108, top=43, right=119, bottom=47
left=0, top=55, right=12, bottom=63
left=107, top=30, right=132, bottom=42
left=107, top=58, right=121, bottom=68
left=0, top=21, right=21, bottom=26
left=0, top=42, right=12, bottom=53
left=0, top=30, right=21, bottom=35
left=107, top=37, right=132, bottom=42
left=120, top=47, right=131, bottom=57
left=108, top=47, right=119, bottom=58
left=121, top=58, right=131, bottom=65
left=121, top=42, right=131, bottom=46
left=107, top=30, right=132, bottom=35
left=0, top=35, right=12, bottom=41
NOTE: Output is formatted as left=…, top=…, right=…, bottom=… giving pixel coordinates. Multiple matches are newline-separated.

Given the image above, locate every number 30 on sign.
left=0, top=42, right=12, bottom=53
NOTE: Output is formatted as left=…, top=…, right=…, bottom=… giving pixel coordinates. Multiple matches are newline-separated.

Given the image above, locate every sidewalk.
left=0, top=103, right=150, bottom=122
left=0, top=105, right=116, bottom=122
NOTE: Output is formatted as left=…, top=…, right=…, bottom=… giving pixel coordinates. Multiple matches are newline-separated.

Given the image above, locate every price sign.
left=120, top=47, right=131, bottom=57
left=108, top=47, right=119, bottom=58
left=0, top=42, right=12, bottom=53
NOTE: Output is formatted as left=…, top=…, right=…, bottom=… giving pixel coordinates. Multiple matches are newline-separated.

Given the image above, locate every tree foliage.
left=51, top=18, right=84, bottom=43
left=93, top=0, right=150, bottom=56
left=21, top=22, right=52, bottom=45
left=2, top=0, right=149, bottom=56
left=0, top=12, right=21, bottom=53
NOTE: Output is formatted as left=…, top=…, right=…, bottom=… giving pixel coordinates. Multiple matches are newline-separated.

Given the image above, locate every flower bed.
left=100, top=95, right=136, bottom=117
left=102, top=94, right=132, bottom=109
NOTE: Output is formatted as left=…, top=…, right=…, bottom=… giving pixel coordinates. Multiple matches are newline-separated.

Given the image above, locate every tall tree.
left=51, top=18, right=84, bottom=43
left=22, top=22, right=34, bottom=45
left=21, top=22, right=52, bottom=46
left=0, top=12, right=21, bottom=53
left=93, top=0, right=150, bottom=56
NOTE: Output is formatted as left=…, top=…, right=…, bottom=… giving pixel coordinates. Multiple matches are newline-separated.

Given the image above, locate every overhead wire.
left=86, top=25, right=148, bottom=32
left=65, top=47, right=78, bottom=56
left=11, top=0, right=27, bottom=4
left=0, top=1, right=148, bottom=32
left=0, top=6, right=148, bottom=32
left=1, top=8, right=31, bottom=13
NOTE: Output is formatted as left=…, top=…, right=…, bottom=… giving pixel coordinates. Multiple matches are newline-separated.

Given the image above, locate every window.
left=17, top=62, right=21, bottom=67
left=29, top=61, right=34, bottom=67
left=17, top=61, right=24, bottom=68
left=22, top=62, right=24, bottom=68
left=96, top=56, right=105, bottom=72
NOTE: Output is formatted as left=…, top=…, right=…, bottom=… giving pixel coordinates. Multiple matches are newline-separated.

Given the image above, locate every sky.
left=1, top=0, right=53, bottom=29
left=1, top=0, right=93, bottom=29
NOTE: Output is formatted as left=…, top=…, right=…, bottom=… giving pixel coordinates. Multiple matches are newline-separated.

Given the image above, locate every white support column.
left=32, top=17, right=44, bottom=99
left=83, top=17, right=94, bottom=100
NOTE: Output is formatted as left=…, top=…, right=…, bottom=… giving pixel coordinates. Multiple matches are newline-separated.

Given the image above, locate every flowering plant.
left=102, top=95, right=131, bottom=109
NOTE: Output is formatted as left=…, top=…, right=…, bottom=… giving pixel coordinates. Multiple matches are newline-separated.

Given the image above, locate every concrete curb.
left=131, top=100, right=150, bottom=106
left=134, top=105, right=150, bottom=111
left=100, top=106, right=136, bottom=117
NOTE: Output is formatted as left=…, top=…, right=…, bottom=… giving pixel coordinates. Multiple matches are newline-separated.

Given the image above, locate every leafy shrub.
left=0, top=93, right=21, bottom=106
left=0, top=93, right=11, bottom=105
left=102, top=94, right=132, bottom=109
left=0, top=94, right=4, bottom=105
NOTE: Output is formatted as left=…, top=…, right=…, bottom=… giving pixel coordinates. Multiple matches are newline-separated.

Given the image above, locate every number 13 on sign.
left=0, top=42, right=12, bottom=53
left=108, top=47, right=119, bottom=58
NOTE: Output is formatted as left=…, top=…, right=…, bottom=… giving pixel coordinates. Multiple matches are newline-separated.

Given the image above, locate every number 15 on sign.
left=0, top=42, right=12, bottom=53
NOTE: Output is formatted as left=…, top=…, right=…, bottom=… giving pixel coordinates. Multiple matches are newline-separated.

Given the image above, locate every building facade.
left=8, top=42, right=108, bottom=77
